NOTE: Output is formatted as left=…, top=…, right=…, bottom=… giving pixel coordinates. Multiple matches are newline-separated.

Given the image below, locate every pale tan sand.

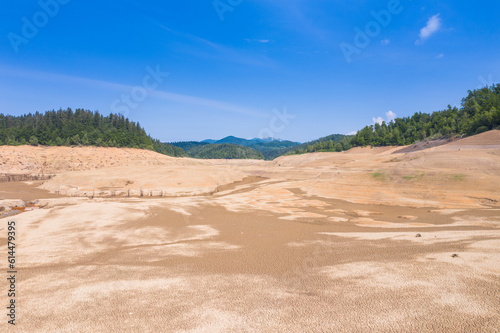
left=2, top=201, right=498, bottom=332
left=0, top=130, right=499, bottom=332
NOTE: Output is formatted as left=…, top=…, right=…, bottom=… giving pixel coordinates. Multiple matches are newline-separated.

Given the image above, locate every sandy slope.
left=2, top=131, right=499, bottom=208
left=267, top=134, right=500, bottom=208
left=0, top=130, right=499, bottom=332
left=0, top=146, right=199, bottom=175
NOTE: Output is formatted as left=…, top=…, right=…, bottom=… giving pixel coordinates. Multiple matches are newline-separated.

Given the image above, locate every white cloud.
left=372, top=117, right=384, bottom=125
left=245, top=39, right=271, bottom=44
left=436, top=53, right=444, bottom=59
left=373, top=111, right=397, bottom=126
left=380, top=39, right=390, bottom=46
left=416, top=14, right=442, bottom=45
left=347, top=131, right=358, bottom=135
left=386, top=110, right=397, bottom=122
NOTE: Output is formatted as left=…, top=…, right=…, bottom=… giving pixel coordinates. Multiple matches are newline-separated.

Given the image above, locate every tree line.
left=289, top=84, right=500, bottom=154
left=172, top=136, right=301, bottom=160
left=286, top=134, right=350, bottom=155
left=0, top=108, right=184, bottom=157
left=2, top=84, right=498, bottom=159
left=187, top=144, right=265, bottom=160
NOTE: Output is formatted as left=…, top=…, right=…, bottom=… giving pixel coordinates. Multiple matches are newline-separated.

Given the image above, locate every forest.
left=289, top=84, right=500, bottom=154
left=286, top=134, right=349, bottom=155
left=170, top=141, right=210, bottom=152
left=172, top=136, right=300, bottom=160
left=1, top=85, right=499, bottom=159
left=0, top=108, right=185, bottom=157
left=187, top=143, right=265, bottom=160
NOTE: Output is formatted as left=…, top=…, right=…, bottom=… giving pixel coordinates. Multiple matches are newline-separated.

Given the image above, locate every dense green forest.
left=289, top=84, right=500, bottom=154
left=247, top=140, right=301, bottom=159
left=0, top=110, right=274, bottom=160
left=286, top=134, right=349, bottom=155
left=151, top=140, right=186, bottom=157
left=187, top=143, right=265, bottom=160
left=173, top=136, right=300, bottom=160
left=171, top=141, right=210, bottom=151
left=172, top=140, right=272, bottom=160
left=0, top=108, right=185, bottom=157
left=2, top=85, right=498, bottom=160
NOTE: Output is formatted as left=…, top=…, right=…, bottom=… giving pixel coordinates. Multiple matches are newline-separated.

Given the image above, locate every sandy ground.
left=0, top=130, right=499, bottom=332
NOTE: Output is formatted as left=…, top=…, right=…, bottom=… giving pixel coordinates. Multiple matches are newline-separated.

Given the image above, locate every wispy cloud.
left=436, top=53, right=444, bottom=59
left=380, top=39, right=390, bottom=46
left=416, top=14, right=442, bottom=45
left=158, top=25, right=275, bottom=68
left=148, top=90, right=266, bottom=117
left=1, top=66, right=267, bottom=118
left=249, top=0, right=332, bottom=46
left=244, top=38, right=271, bottom=44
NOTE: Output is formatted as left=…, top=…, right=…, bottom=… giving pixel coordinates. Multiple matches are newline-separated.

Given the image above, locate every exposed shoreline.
left=0, top=131, right=499, bottom=332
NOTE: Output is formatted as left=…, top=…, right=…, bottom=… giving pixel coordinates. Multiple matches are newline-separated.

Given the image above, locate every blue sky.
left=1, top=0, right=499, bottom=143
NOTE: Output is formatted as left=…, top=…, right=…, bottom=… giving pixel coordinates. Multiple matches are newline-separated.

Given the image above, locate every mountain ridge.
left=199, top=136, right=301, bottom=146
left=172, top=136, right=301, bottom=160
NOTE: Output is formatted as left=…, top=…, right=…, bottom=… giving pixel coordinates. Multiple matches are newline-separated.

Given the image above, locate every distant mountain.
left=249, top=137, right=286, bottom=143
left=188, top=143, right=264, bottom=160
left=172, top=136, right=301, bottom=160
left=201, top=136, right=300, bottom=146
left=214, top=136, right=251, bottom=146
left=170, top=141, right=210, bottom=151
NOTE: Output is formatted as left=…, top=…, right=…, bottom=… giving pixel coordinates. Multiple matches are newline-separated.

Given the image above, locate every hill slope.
left=187, top=143, right=265, bottom=160
left=0, top=108, right=185, bottom=157
left=291, top=84, right=500, bottom=155
left=170, top=141, right=210, bottom=151
left=173, top=136, right=300, bottom=160
left=286, top=134, right=349, bottom=155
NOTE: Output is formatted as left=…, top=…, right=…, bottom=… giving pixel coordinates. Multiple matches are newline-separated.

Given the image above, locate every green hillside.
left=188, top=143, right=265, bottom=160
left=174, top=136, right=301, bottom=160
left=3, top=84, right=497, bottom=160
left=290, top=84, right=500, bottom=154
left=213, top=136, right=251, bottom=146
left=246, top=140, right=301, bottom=159
left=171, top=141, right=210, bottom=151
left=0, top=108, right=185, bottom=157
left=286, top=134, right=349, bottom=155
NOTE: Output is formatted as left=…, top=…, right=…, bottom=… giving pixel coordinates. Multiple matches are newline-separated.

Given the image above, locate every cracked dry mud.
left=1, top=130, right=499, bottom=332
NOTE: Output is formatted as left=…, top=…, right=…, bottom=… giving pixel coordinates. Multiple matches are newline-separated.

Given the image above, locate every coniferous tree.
left=0, top=108, right=185, bottom=157
left=287, top=84, right=500, bottom=155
